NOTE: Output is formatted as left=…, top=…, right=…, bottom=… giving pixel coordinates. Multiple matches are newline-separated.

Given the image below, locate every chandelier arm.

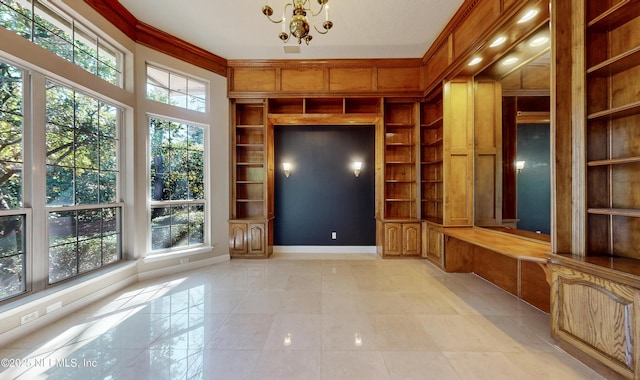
left=263, top=3, right=292, bottom=23
left=308, top=2, right=325, bottom=18
left=313, top=23, right=330, bottom=34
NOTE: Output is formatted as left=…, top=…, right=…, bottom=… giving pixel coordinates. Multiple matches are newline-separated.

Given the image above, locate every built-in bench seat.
left=443, top=227, right=551, bottom=312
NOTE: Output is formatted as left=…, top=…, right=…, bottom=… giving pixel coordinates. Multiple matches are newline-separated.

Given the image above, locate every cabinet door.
left=402, top=223, right=421, bottom=256
left=551, top=264, right=640, bottom=378
left=247, top=223, right=266, bottom=255
left=426, top=225, right=443, bottom=265
left=383, top=223, right=403, bottom=256
left=229, top=223, right=247, bottom=255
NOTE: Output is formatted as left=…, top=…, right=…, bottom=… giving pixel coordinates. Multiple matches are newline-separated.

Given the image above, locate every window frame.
left=43, top=79, right=124, bottom=285
left=145, top=63, right=207, bottom=113
left=147, top=114, right=209, bottom=257
left=0, top=0, right=124, bottom=87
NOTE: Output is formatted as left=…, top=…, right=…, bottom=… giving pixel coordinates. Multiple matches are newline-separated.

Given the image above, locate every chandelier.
left=262, top=0, right=333, bottom=45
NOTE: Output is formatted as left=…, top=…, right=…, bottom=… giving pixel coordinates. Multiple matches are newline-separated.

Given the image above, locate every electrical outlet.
left=331, top=232, right=337, bottom=240
left=47, top=301, right=62, bottom=314
left=180, top=258, right=190, bottom=264
left=21, top=311, right=39, bottom=325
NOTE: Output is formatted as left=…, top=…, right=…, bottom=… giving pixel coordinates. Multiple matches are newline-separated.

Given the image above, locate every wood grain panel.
left=475, top=155, right=498, bottom=223
left=552, top=264, right=637, bottom=378
left=474, top=245, right=518, bottom=295
left=522, top=65, right=551, bottom=89
left=444, top=236, right=474, bottom=272
left=384, top=223, right=402, bottom=256
left=232, top=69, right=277, bottom=92
left=329, top=67, right=374, bottom=91
left=378, top=67, right=421, bottom=91
left=447, top=154, right=471, bottom=224
left=453, top=0, right=501, bottom=59
left=520, top=259, right=550, bottom=312
left=425, top=39, right=451, bottom=84
left=229, top=223, right=247, bottom=255
left=403, top=223, right=422, bottom=256
left=281, top=68, right=325, bottom=92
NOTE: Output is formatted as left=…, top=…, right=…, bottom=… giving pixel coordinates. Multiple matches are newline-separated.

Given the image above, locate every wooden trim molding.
left=83, top=0, right=228, bottom=77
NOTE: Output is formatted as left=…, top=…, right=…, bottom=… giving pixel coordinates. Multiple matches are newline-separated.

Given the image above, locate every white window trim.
left=145, top=114, right=210, bottom=257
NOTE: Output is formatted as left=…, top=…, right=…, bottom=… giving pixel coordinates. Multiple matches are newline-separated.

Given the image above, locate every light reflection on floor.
left=0, top=256, right=604, bottom=379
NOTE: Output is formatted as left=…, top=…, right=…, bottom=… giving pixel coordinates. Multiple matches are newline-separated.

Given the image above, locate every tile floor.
left=0, top=254, right=605, bottom=380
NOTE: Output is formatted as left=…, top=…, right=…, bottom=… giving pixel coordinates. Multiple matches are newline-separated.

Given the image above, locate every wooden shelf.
left=587, top=0, right=640, bottom=32
left=587, top=156, right=640, bottom=166
left=420, top=93, right=443, bottom=223
left=423, top=138, right=443, bottom=147
left=587, top=208, right=640, bottom=217
left=587, top=45, right=640, bottom=76
left=421, top=116, right=443, bottom=129
left=587, top=100, right=640, bottom=121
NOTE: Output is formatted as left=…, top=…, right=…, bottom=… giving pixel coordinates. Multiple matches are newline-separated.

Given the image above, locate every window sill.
left=0, top=260, right=137, bottom=315
left=143, top=245, right=215, bottom=263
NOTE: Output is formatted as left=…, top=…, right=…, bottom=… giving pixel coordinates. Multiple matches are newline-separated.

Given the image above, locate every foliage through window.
left=0, top=60, right=26, bottom=301
left=149, top=117, right=205, bottom=252
left=146, top=65, right=206, bottom=112
left=46, top=81, right=121, bottom=283
left=0, top=0, right=123, bottom=86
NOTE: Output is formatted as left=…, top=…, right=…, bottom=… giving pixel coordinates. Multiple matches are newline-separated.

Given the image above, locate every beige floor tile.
left=0, top=255, right=606, bottom=380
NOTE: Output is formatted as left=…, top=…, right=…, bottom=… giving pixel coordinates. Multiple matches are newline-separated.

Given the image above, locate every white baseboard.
left=137, top=254, right=230, bottom=282
left=0, top=263, right=138, bottom=347
left=273, top=246, right=376, bottom=254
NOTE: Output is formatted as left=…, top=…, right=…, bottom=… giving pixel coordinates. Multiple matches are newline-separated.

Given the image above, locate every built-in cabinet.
left=230, top=97, right=381, bottom=258
left=550, top=255, right=640, bottom=379
left=377, top=100, right=422, bottom=257
left=381, top=222, right=421, bottom=256
left=550, top=0, right=640, bottom=378
left=229, top=100, right=274, bottom=258
left=423, top=221, right=444, bottom=266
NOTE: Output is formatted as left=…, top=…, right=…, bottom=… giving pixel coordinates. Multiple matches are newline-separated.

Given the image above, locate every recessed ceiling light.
left=502, top=57, right=519, bottom=66
left=529, top=36, right=549, bottom=47
left=518, top=9, right=539, bottom=24
left=468, top=57, right=483, bottom=66
left=489, top=36, right=507, bottom=48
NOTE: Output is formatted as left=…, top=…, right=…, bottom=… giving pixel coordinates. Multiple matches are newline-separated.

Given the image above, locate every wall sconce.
left=516, top=160, right=526, bottom=174
left=352, top=161, right=363, bottom=177
left=282, top=162, right=292, bottom=178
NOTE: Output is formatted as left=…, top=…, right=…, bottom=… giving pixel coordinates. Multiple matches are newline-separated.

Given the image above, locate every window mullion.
left=28, top=71, right=48, bottom=292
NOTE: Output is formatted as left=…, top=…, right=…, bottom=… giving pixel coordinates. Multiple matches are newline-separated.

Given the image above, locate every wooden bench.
left=443, top=227, right=551, bottom=312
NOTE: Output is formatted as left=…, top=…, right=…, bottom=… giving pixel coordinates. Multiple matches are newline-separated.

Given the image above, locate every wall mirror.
left=473, top=22, right=551, bottom=241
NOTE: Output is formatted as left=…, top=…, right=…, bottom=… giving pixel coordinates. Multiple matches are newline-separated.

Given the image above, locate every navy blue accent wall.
left=274, top=126, right=375, bottom=245
left=516, top=123, right=551, bottom=234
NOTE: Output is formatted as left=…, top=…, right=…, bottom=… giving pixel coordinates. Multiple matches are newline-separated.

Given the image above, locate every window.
left=0, top=0, right=123, bottom=86
left=146, top=65, right=206, bottom=112
left=0, top=60, right=26, bottom=301
left=46, top=81, right=122, bottom=283
left=149, top=117, right=205, bottom=252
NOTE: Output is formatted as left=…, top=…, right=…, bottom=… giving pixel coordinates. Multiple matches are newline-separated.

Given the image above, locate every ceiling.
left=117, top=0, right=465, bottom=61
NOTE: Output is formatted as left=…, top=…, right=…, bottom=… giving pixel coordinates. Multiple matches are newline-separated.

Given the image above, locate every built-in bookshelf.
left=585, top=0, right=640, bottom=260
left=420, top=93, right=444, bottom=224
left=233, top=101, right=266, bottom=219
left=383, top=101, right=418, bottom=219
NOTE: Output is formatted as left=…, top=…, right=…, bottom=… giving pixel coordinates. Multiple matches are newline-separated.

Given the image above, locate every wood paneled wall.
left=227, top=60, right=423, bottom=98
left=84, top=0, right=544, bottom=99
